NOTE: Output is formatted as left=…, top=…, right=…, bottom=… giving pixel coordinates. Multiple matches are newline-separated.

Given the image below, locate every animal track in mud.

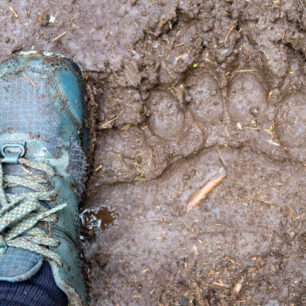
left=147, top=89, right=206, bottom=157
left=148, top=89, right=185, bottom=140
left=227, top=71, right=268, bottom=124
left=2, top=0, right=304, bottom=304
left=94, top=68, right=305, bottom=185
left=94, top=125, right=170, bottom=184
left=186, top=69, right=224, bottom=128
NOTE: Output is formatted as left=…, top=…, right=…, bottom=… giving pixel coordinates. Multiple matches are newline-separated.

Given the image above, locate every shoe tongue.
left=0, top=247, right=43, bottom=281
left=4, top=163, right=24, bottom=175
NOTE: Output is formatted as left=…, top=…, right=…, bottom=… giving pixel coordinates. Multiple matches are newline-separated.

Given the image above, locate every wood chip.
left=232, top=278, right=244, bottom=296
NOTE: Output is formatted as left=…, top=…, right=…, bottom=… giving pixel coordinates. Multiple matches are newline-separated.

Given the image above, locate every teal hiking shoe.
left=0, top=51, right=88, bottom=305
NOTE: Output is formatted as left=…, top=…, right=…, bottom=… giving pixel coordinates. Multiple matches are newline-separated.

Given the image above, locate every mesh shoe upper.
left=0, top=51, right=88, bottom=305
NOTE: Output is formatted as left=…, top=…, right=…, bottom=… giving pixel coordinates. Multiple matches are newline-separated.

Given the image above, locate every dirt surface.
left=1, top=0, right=305, bottom=305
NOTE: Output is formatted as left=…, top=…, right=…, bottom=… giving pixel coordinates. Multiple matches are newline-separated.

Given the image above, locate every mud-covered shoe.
left=0, top=51, right=88, bottom=305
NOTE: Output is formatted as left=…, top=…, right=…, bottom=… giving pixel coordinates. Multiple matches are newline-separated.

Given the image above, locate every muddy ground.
left=0, top=0, right=305, bottom=305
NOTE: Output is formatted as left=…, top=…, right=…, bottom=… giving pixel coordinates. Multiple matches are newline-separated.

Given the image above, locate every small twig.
left=110, top=69, right=125, bottom=82
left=266, top=139, right=280, bottom=146
left=187, top=171, right=227, bottom=212
left=98, top=110, right=124, bottom=129
left=213, top=281, right=231, bottom=288
left=94, top=165, right=103, bottom=172
left=233, top=69, right=258, bottom=74
left=217, top=145, right=227, bottom=168
left=23, top=73, right=37, bottom=87
left=0, top=71, right=7, bottom=79
left=52, top=32, right=67, bottom=42
left=224, top=25, right=235, bottom=43
left=158, top=15, right=165, bottom=32
left=174, top=43, right=185, bottom=48
left=121, top=123, right=131, bottom=132
left=133, top=21, right=139, bottom=29
left=9, top=7, right=19, bottom=18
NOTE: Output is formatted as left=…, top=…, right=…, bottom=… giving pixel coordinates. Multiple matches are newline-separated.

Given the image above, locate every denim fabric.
left=0, top=262, right=68, bottom=306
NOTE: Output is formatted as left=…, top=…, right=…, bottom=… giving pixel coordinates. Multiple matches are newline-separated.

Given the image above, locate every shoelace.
left=0, top=157, right=66, bottom=266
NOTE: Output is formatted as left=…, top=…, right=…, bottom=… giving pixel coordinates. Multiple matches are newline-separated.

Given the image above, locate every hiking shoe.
left=0, top=51, right=88, bottom=305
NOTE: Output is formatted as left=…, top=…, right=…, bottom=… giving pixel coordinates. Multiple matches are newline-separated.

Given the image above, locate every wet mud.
left=0, top=0, right=305, bottom=305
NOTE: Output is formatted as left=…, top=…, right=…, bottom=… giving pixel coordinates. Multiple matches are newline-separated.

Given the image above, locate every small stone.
left=250, top=106, right=259, bottom=117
